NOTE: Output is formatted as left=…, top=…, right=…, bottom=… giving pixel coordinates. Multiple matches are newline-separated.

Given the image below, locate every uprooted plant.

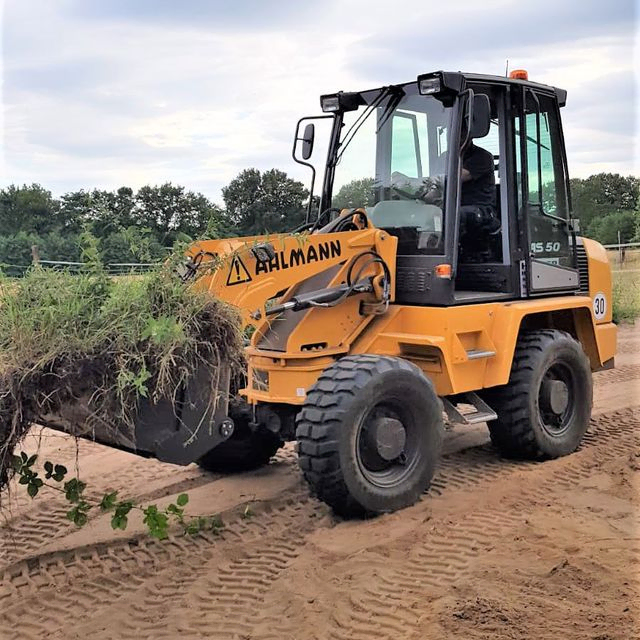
left=0, top=235, right=243, bottom=524
left=11, top=451, right=227, bottom=538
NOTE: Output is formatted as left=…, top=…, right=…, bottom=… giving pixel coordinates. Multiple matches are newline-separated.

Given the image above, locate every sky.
left=0, top=0, right=638, bottom=204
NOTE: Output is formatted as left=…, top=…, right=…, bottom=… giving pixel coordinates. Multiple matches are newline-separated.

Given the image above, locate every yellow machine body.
left=243, top=236, right=614, bottom=405
left=187, top=228, right=615, bottom=407
left=182, top=70, right=618, bottom=516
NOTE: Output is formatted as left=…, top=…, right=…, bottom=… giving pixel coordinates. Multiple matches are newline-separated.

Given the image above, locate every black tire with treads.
left=296, top=355, right=443, bottom=517
left=198, top=429, right=281, bottom=472
left=482, top=329, right=593, bottom=459
left=198, top=400, right=282, bottom=472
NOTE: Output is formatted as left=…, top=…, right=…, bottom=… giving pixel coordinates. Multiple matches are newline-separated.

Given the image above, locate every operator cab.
left=299, top=70, right=581, bottom=307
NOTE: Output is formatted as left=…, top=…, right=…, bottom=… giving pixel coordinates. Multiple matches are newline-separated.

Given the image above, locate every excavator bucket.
left=37, top=364, right=234, bottom=466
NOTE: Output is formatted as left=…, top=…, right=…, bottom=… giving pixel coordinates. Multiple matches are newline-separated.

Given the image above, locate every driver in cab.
left=460, top=140, right=499, bottom=235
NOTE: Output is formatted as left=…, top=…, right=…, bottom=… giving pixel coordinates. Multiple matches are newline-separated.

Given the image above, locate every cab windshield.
left=331, top=83, right=452, bottom=254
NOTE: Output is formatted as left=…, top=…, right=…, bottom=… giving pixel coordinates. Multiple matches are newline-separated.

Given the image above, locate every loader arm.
left=187, top=227, right=397, bottom=327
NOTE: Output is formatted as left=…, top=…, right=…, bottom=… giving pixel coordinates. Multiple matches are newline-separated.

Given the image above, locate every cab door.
left=515, top=88, right=578, bottom=295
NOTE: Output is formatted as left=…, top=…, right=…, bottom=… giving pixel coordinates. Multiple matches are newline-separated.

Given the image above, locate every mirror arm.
left=292, top=115, right=333, bottom=223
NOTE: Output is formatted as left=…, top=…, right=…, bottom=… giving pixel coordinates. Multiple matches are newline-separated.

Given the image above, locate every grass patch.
left=612, top=270, right=640, bottom=323
left=0, top=252, right=242, bottom=487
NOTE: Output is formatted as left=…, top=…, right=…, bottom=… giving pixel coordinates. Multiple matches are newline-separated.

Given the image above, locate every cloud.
left=65, top=0, right=322, bottom=30
left=1, top=0, right=638, bottom=200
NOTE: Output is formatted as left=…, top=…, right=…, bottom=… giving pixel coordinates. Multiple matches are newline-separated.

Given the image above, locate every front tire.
left=198, top=401, right=282, bottom=472
left=296, top=355, right=443, bottom=517
left=483, top=330, right=593, bottom=459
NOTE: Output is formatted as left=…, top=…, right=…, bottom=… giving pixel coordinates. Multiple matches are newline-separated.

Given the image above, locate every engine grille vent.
left=575, top=244, right=589, bottom=293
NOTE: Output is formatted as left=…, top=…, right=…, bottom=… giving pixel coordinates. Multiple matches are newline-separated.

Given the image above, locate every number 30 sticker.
left=593, top=292, right=607, bottom=320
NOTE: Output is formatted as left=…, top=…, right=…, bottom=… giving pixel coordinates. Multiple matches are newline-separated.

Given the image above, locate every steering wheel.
left=333, top=209, right=368, bottom=232
left=391, top=184, right=420, bottom=200
left=391, top=172, right=443, bottom=205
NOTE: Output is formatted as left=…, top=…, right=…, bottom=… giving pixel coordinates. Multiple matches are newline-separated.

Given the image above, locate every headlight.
left=320, top=95, right=341, bottom=112
left=418, top=75, right=442, bottom=95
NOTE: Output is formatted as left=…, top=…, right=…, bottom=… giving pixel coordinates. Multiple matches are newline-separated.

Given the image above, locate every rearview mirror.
left=470, top=94, right=491, bottom=139
left=301, top=123, right=315, bottom=160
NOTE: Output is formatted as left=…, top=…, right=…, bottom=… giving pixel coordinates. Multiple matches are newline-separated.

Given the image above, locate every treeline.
left=570, top=174, right=639, bottom=245
left=0, top=168, right=309, bottom=270
left=319, top=173, right=640, bottom=246
left=0, top=171, right=637, bottom=271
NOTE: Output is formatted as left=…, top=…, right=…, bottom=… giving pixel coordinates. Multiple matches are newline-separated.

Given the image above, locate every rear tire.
left=483, top=330, right=592, bottom=459
left=296, top=355, right=443, bottom=517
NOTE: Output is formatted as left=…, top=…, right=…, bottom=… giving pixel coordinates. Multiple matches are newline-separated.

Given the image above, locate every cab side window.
left=515, top=91, right=571, bottom=266
left=525, top=94, right=569, bottom=219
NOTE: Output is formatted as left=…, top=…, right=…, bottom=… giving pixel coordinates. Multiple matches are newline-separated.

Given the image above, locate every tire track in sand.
left=324, top=407, right=639, bottom=640
left=0, top=437, right=297, bottom=570
left=1, top=407, right=637, bottom=640
left=0, top=454, right=211, bottom=569
left=594, top=363, right=640, bottom=385
left=0, top=491, right=328, bottom=640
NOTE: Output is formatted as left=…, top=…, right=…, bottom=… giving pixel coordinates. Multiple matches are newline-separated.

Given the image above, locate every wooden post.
left=31, top=244, right=40, bottom=265
left=617, top=231, right=622, bottom=266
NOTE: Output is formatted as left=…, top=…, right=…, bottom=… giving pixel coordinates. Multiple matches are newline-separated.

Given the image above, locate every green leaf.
left=111, top=514, right=128, bottom=530
left=44, top=461, right=54, bottom=478
left=184, top=521, right=200, bottom=536
left=26, top=454, right=37, bottom=468
left=77, top=500, right=91, bottom=513
left=21, top=451, right=28, bottom=463
left=114, top=501, right=133, bottom=518
left=166, top=504, right=183, bottom=518
left=100, top=491, right=118, bottom=512
left=27, top=482, right=39, bottom=498
left=176, top=493, right=189, bottom=507
left=64, top=478, right=87, bottom=503
left=11, top=455, right=23, bottom=472
left=19, top=475, right=30, bottom=485
left=52, top=464, right=68, bottom=482
left=142, top=504, right=169, bottom=540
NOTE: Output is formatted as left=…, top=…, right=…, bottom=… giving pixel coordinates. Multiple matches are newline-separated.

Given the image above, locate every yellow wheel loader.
left=50, top=70, right=618, bottom=517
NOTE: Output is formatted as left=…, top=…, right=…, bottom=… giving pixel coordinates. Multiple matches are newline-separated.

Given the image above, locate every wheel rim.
left=538, top=362, right=575, bottom=437
left=355, top=401, right=421, bottom=489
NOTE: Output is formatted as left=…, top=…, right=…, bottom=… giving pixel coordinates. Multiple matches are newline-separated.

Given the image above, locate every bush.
left=586, top=210, right=637, bottom=245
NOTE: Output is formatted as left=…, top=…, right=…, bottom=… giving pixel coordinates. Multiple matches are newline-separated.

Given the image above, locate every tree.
left=0, top=231, right=42, bottom=269
left=134, top=183, right=225, bottom=243
left=59, top=187, right=139, bottom=237
left=570, top=174, right=640, bottom=229
left=39, top=232, right=82, bottom=262
left=0, top=184, right=60, bottom=235
left=586, top=210, right=637, bottom=245
left=98, top=227, right=164, bottom=264
left=222, top=168, right=308, bottom=235
left=332, top=178, right=376, bottom=210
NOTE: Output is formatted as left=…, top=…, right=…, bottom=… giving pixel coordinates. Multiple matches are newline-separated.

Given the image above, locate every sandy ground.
left=1, top=325, right=638, bottom=640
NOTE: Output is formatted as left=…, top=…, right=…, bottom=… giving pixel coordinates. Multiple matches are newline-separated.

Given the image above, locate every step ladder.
left=442, top=391, right=497, bottom=425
